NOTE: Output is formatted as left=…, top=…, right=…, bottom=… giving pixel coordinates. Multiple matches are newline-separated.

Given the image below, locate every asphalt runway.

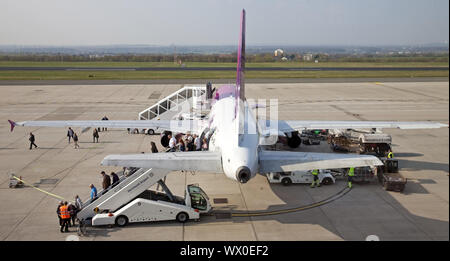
left=0, top=80, right=448, bottom=241
left=0, top=66, right=448, bottom=71
left=0, top=77, right=448, bottom=86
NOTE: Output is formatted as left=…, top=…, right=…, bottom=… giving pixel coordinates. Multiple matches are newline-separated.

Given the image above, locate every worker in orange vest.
left=59, top=201, right=71, bottom=233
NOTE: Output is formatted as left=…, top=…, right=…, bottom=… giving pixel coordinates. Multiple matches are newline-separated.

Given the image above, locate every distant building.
left=274, top=49, right=284, bottom=57
left=303, top=54, right=313, bottom=61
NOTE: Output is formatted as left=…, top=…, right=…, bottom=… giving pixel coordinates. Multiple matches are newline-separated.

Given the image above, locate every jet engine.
left=287, top=131, right=301, bottom=148
left=160, top=131, right=172, bottom=148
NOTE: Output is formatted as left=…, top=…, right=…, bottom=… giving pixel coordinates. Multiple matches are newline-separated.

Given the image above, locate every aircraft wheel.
left=147, top=129, right=155, bottom=135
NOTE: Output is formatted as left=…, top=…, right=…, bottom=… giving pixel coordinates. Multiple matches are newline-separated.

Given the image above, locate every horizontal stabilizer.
left=259, top=150, right=382, bottom=173
left=102, top=151, right=223, bottom=173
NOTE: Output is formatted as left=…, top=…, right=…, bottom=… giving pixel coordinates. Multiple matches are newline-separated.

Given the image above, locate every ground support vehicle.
left=266, top=170, right=336, bottom=186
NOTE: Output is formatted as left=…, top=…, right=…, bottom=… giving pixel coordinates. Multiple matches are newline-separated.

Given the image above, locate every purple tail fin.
left=236, top=9, right=246, bottom=101
left=8, top=120, right=16, bottom=132
left=235, top=9, right=246, bottom=140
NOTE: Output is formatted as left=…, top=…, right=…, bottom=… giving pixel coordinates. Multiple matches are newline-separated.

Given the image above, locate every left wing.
left=261, top=120, right=448, bottom=133
left=8, top=119, right=204, bottom=134
left=259, top=150, right=382, bottom=173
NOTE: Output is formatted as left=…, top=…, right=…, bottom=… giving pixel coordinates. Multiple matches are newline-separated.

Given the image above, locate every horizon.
left=1, top=0, right=448, bottom=46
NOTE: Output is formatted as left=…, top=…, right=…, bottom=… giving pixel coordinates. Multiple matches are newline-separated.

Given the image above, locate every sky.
left=0, top=0, right=448, bottom=46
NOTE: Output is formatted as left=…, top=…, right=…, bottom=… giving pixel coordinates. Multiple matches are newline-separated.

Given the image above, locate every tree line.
left=0, top=53, right=447, bottom=63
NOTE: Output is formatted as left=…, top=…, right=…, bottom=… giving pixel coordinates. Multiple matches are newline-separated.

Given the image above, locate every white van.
left=267, top=170, right=335, bottom=186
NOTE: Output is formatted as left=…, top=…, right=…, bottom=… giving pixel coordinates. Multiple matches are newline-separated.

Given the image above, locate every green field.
left=0, top=60, right=447, bottom=80
left=0, top=61, right=448, bottom=68
left=0, top=69, right=447, bottom=80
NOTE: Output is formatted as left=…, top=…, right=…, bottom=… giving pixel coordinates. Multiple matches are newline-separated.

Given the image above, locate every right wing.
left=259, top=150, right=382, bottom=173
left=101, top=151, right=223, bottom=173
left=261, top=120, right=448, bottom=133
left=8, top=119, right=205, bottom=134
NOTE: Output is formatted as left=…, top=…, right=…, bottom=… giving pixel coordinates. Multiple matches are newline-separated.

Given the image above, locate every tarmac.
left=0, top=66, right=447, bottom=71
left=0, top=80, right=448, bottom=241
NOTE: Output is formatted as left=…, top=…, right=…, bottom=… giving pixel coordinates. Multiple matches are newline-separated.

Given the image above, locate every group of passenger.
left=167, top=133, right=208, bottom=152
left=56, top=195, right=83, bottom=233
left=89, top=171, right=120, bottom=200
left=57, top=170, right=122, bottom=232
left=67, top=127, right=80, bottom=148
left=65, top=116, right=108, bottom=148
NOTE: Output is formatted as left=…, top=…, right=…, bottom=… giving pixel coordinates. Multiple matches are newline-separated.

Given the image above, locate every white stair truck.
left=92, top=184, right=211, bottom=226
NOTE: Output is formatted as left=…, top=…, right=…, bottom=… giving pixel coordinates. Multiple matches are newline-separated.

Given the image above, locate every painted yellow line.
left=12, top=175, right=71, bottom=203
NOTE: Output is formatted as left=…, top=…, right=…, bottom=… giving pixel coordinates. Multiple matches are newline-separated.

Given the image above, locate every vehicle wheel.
left=147, top=129, right=155, bottom=135
left=115, top=215, right=128, bottom=227
left=176, top=212, right=189, bottom=223
left=322, top=177, right=333, bottom=185
left=281, top=178, right=292, bottom=186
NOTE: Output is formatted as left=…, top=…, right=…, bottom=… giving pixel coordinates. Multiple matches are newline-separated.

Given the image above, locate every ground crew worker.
left=387, top=150, right=394, bottom=159
left=59, top=201, right=71, bottom=233
left=348, top=167, right=355, bottom=188
left=310, top=169, right=321, bottom=188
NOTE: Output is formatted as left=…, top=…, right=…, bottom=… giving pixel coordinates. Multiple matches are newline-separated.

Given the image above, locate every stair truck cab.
left=91, top=184, right=211, bottom=226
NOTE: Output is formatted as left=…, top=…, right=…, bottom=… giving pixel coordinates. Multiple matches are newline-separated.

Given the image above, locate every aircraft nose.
left=236, top=166, right=251, bottom=183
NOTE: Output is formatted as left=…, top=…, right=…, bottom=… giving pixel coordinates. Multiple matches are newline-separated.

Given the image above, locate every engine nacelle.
left=287, top=132, right=301, bottom=148
left=236, top=166, right=251, bottom=183
left=160, top=131, right=172, bottom=148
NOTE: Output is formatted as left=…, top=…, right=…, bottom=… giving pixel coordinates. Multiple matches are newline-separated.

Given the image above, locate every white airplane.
left=8, top=10, right=447, bottom=184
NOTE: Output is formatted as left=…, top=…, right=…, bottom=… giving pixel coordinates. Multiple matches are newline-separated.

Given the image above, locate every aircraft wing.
left=262, top=120, right=448, bottom=132
left=259, top=150, right=382, bottom=173
left=101, top=151, right=223, bottom=173
left=8, top=119, right=204, bottom=134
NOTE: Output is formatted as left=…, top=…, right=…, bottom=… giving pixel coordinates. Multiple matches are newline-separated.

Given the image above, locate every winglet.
left=8, top=120, right=16, bottom=132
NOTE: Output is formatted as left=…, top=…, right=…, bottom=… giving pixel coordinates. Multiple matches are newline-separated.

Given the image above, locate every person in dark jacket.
left=73, top=132, right=80, bottom=149
left=67, top=203, right=77, bottom=226
left=110, top=172, right=119, bottom=187
left=93, top=128, right=99, bottom=143
left=29, top=132, right=38, bottom=150
left=101, top=171, right=111, bottom=191
left=101, top=116, right=109, bottom=131
left=67, top=127, right=74, bottom=143
left=56, top=201, right=63, bottom=226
